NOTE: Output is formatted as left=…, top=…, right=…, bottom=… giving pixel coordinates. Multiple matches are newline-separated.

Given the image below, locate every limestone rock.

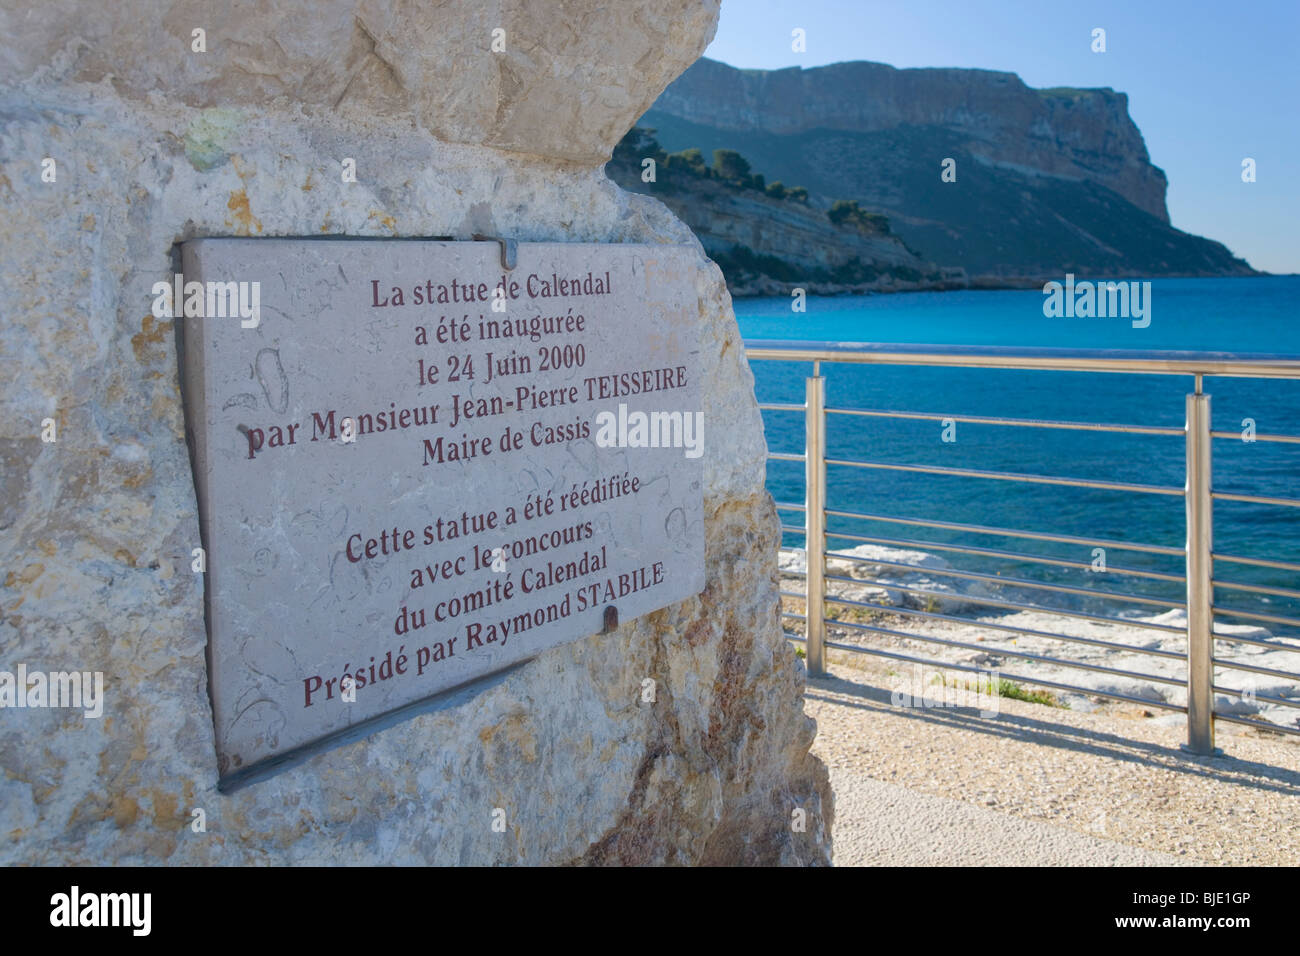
left=0, top=0, right=720, bottom=164
left=0, top=0, right=831, bottom=864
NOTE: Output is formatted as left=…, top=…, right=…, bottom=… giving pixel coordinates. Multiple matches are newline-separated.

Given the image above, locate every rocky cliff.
left=640, top=57, right=1256, bottom=283
left=608, top=129, right=965, bottom=296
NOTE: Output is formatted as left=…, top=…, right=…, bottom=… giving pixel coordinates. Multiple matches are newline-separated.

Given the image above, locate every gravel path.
left=831, top=773, right=1183, bottom=866
left=807, top=657, right=1300, bottom=866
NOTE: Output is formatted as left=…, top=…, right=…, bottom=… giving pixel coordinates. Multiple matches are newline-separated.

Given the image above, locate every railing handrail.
left=746, top=339, right=1300, bottom=757
left=745, top=339, right=1300, bottom=378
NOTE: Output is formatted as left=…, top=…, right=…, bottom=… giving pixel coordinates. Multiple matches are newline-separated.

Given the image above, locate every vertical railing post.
left=805, top=372, right=827, bottom=676
left=1185, top=386, right=1215, bottom=754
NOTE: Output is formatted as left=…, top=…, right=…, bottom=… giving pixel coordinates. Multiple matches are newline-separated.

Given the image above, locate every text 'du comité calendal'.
left=179, top=239, right=704, bottom=783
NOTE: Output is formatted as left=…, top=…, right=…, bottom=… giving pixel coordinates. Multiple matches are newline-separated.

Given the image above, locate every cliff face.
left=655, top=58, right=1170, bottom=222
left=641, top=58, right=1256, bottom=282
left=608, top=136, right=963, bottom=296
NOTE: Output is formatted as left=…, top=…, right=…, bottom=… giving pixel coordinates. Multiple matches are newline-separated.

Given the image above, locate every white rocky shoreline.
left=781, top=544, right=1300, bottom=734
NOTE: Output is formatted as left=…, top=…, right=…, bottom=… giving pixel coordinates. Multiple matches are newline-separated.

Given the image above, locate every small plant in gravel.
left=936, top=673, right=1068, bottom=709
left=995, top=679, right=1067, bottom=708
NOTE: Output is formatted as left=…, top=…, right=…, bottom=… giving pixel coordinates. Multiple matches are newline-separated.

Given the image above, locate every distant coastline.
left=614, top=56, right=1259, bottom=297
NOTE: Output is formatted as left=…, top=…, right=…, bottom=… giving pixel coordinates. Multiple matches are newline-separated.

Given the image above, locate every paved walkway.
left=806, top=660, right=1300, bottom=866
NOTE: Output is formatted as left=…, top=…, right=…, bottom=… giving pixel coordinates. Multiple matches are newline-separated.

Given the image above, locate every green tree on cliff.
left=712, top=148, right=752, bottom=182
left=666, top=147, right=708, bottom=176
left=828, top=199, right=891, bottom=233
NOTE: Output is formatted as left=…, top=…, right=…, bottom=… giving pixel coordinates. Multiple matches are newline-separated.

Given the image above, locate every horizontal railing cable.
left=824, top=508, right=1184, bottom=556
left=822, top=593, right=1185, bottom=660
left=827, top=457, right=1186, bottom=496
left=1211, top=430, right=1300, bottom=445
left=1211, top=712, right=1300, bottom=737
left=1213, top=579, right=1300, bottom=601
left=824, top=617, right=1183, bottom=687
left=825, top=551, right=1186, bottom=609
left=1210, top=684, right=1300, bottom=712
left=1212, top=491, right=1300, bottom=509
left=745, top=340, right=1300, bottom=379
left=826, top=406, right=1183, bottom=437
left=1213, top=551, right=1300, bottom=573
left=1207, top=629, right=1300, bottom=652
left=823, top=572, right=1185, bottom=634
left=1212, top=606, right=1300, bottom=629
left=1211, top=657, right=1300, bottom=681
left=824, top=529, right=1185, bottom=583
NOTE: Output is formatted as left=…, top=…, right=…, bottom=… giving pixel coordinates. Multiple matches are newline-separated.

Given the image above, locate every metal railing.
left=747, top=341, right=1300, bottom=755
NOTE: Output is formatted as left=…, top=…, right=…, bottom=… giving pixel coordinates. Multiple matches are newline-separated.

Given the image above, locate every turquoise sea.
left=738, top=277, right=1300, bottom=634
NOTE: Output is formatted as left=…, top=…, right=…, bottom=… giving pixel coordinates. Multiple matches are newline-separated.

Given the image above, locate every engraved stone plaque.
left=178, top=239, right=705, bottom=784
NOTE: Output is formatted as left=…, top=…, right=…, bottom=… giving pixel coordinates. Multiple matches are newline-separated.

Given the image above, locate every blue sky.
left=703, top=0, right=1299, bottom=274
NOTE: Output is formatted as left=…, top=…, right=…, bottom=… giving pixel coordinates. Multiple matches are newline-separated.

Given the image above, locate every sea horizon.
left=742, top=275, right=1300, bottom=636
